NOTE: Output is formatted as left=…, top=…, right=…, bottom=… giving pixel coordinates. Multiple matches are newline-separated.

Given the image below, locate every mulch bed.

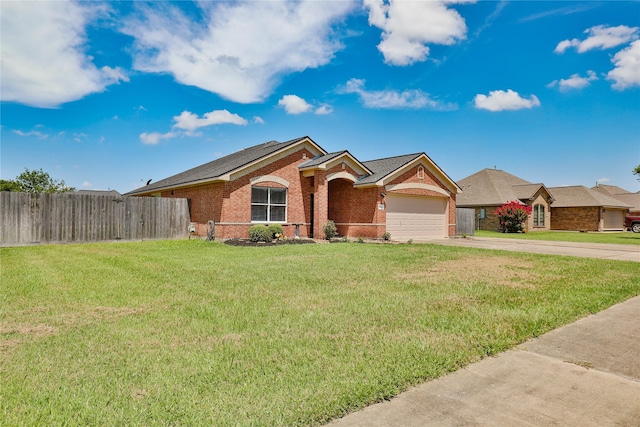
left=223, top=238, right=316, bottom=247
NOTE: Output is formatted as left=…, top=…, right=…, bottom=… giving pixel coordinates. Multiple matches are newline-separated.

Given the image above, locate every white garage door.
left=386, top=194, right=448, bottom=241
left=603, top=209, right=624, bottom=230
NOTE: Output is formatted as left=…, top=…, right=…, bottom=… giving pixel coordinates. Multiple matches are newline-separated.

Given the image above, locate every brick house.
left=457, top=168, right=633, bottom=232
left=592, top=184, right=640, bottom=216
left=125, top=136, right=461, bottom=240
left=456, top=169, right=553, bottom=232
left=548, top=186, right=633, bottom=231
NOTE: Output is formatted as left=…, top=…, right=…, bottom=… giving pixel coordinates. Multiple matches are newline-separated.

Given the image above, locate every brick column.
left=313, top=170, right=328, bottom=239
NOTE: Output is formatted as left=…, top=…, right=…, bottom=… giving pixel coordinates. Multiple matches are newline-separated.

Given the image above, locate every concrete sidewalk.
left=425, top=237, right=640, bottom=262
left=329, top=295, right=640, bottom=426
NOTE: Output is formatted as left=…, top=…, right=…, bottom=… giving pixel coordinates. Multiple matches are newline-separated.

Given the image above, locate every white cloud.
left=0, top=0, right=128, bottom=108
left=608, top=40, right=640, bottom=90
left=253, top=116, right=265, bottom=124
left=278, top=95, right=313, bottom=114
left=474, top=89, right=541, bottom=112
left=547, top=70, right=597, bottom=91
left=340, top=78, right=455, bottom=110
left=12, top=129, right=48, bottom=139
left=122, top=1, right=355, bottom=103
left=315, top=104, right=334, bottom=115
left=82, top=181, right=92, bottom=188
left=555, top=25, right=639, bottom=54
left=363, top=0, right=471, bottom=65
left=139, top=132, right=176, bottom=145
left=173, top=110, right=248, bottom=134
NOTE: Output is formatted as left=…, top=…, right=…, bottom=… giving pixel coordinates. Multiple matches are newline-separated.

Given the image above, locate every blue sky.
left=2, top=0, right=639, bottom=194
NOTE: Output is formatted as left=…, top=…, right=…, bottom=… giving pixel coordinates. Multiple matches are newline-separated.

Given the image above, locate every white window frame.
left=251, top=186, right=287, bottom=223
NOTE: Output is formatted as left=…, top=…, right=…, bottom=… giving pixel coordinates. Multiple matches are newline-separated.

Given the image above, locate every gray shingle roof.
left=457, top=168, right=533, bottom=206
left=126, top=137, right=310, bottom=195
left=548, top=186, right=634, bottom=208
left=357, top=153, right=422, bottom=185
left=607, top=192, right=640, bottom=211
left=592, top=184, right=633, bottom=195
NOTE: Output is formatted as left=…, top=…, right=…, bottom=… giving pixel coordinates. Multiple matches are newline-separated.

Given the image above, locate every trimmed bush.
left=268, top=223, right=284, bottom=240
left=248, top=225, right=272, bottom=242
left=323, top=220, right=338, bottom=240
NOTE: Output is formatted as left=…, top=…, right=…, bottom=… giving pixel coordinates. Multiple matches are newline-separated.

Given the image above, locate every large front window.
left=251, top=187, right=287, bottom=222
left=533, top=204, right=545, bottom=227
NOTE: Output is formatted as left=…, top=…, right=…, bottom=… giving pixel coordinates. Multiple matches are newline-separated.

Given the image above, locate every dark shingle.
left=126, top=137, right=307, bottom=195
left=357, top=153, right=422, bottom=185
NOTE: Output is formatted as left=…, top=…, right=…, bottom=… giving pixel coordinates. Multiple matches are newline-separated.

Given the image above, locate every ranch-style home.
left=126, top=136, right=461, bottom=241
left=457, top=168, right=634, bottom=232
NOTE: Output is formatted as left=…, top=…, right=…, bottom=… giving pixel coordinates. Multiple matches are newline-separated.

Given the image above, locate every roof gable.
left=357, top=153, right=461, bottom=193
left=298, top=151, right=372, bottom=176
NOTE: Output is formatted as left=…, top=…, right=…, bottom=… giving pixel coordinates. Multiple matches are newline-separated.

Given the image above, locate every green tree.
left=634, top=164, right=640, bottom=182
left=13, top=168, right=75, bottom=193
left=0, top=179, right=21, bottom=192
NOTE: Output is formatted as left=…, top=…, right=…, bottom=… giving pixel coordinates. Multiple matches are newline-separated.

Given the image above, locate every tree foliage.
left=494, top=201, right=532, bottom=233
left=634, top=164, right=640, bottom=182
left=0, top=179, right=22, bottom=192
left=3, top=168, right=75, bottom=193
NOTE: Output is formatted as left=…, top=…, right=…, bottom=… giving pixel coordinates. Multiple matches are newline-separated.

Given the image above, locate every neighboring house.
left=592, top=184, right=640, bottom=216
left=125, top=136, right=461, bottom=240
left=456, top=169, right=553, bottom=232
left=547, top=186, right=632, bottom=231
left=457, top=168, right=633, bottom=232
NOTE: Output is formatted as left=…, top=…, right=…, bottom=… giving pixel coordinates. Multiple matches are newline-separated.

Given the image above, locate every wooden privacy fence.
left=455, top=208, right=475, bottom=236
left=0, top=192, right=190, bottom=246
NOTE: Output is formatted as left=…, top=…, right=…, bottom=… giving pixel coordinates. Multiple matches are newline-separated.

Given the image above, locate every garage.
left=386, top=194, right=448, bottom=241
left=602, top=209, right=625, bottom=230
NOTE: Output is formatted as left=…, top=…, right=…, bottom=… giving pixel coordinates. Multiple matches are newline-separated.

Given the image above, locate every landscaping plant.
left=323, top=220, right=338, bottom=239
left=248, top=224, right=272, bottom=242
left=494, top=201, right=532, bottom=233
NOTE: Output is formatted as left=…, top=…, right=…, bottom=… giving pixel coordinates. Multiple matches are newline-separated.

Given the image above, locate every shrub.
left=494, top=201, right=532, bottom=233
left=267, top=223, right=284, bottom=240
left=383, top=232, right=391, bottom=241
left=323, top=221, right=338, bottom=240
left=248, top=225, right=272, bottom=242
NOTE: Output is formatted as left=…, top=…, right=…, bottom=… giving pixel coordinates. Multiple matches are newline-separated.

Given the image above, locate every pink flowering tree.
left=494, top=201, right=532, bottom=233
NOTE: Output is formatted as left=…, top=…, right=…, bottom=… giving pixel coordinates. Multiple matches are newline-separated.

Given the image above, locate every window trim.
left=251, top=186, right=287, bottom=223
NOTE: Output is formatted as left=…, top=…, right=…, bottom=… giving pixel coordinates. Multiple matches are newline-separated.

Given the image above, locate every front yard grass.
left=474, top=229, right=640, bottom=245
left=2, top=240, right=639, bottom=426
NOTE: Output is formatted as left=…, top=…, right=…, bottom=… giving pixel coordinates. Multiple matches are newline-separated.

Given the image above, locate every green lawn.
left=474, top=229, right=640, bottom=245
left=2, top=240, right=639, bottom=426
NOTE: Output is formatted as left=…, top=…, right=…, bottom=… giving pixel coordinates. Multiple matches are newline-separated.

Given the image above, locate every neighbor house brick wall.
left=472, top=206, right=501, bottom=231
left=551, top=207, right=600, bottom=231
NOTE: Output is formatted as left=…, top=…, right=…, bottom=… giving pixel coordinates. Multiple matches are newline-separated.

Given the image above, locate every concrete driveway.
left=427, top=236, right=640, bottom=262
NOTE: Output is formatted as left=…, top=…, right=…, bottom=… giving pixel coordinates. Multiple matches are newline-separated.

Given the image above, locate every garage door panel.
left=386, top=195, right=447, bottom=240
left=603, top=210, right=624, bottom=230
